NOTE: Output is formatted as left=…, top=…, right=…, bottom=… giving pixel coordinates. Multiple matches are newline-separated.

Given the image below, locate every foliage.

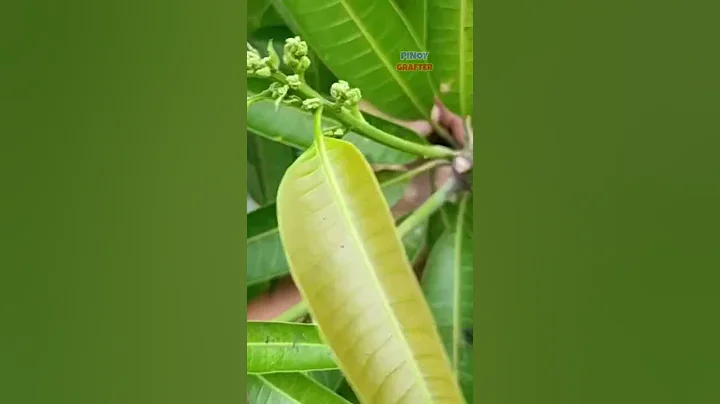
left=246, top=1, right=473, bottom=403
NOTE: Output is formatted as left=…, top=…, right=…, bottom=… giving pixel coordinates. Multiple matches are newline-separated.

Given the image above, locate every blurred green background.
left=1, top=0, right=718, bottom=403
left=475, top=1, right=720, bottom=403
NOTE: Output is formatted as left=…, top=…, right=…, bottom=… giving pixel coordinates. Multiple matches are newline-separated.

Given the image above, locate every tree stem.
left=396, top=177, right=457, bottom=237
left=271, top=72, right=457, bottom=160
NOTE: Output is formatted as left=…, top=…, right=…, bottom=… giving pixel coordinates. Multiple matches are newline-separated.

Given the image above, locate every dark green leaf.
left=247, top=204, right=288, bottom=286
left=272, top=0, right=436, bottom=119
left=308, top=370, right=344, bottom=391
left=427, top=198, right=459, bottom=249
left=335, top=380, right=361, bottom=404
left=248, top=282, right=271, bottom=302
left=247, top=322, right=338, bottom=374
left=400, top=217, right=429, bottom=265
left=427, top=0, right=473, bottom=115
left=248, top=373, right=351, bottom=403
left=248, top=132, right=295, bottom=206
left=248, top=0, right=285, bottom=35
left=421, top=192, right=473, bottom=402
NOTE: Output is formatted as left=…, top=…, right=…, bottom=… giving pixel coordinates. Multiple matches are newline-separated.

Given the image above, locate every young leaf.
left=427, top=0, right=474, bottom=115
left=247, top=170, right=424, bottom=287
left=421, top=192, right=473, bottom=402
left=276, top=135, right=464, bottom=403
left=248, top=373, right=351, bottom=403
left=272, top=0, right=436, bottom=120
left=248, top=132, right=295, bottom=206
left=247, top=322, right=338, bottom=373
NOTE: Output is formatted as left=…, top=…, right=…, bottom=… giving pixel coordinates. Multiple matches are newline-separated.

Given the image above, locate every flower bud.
left=286, top=75, right=302, bottom=90
left=302, top=98, right=322, bottom=110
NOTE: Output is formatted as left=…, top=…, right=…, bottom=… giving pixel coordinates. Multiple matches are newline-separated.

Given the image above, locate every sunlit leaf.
left=247, top=170, right=420, bottom=287
left=248, top=373, right=350, bottom=403
left=276, top=134, right=464, bottom=403
left=272, top=0, right=436, bottom=119
left=421, top=192, right=473, bottom=402
left=247, top=322, right=338, bottom=373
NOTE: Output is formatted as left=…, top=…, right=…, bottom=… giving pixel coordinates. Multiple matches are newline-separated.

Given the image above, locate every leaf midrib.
left=338, top=0, right=428, bottom=117
left=458, top=0, right=468, bottom=114
left=247, top=341, right=327, bottom=348
left=315, top=136, right=432, bottom=403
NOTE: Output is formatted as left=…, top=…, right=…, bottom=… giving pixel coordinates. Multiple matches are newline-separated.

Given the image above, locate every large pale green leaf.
left=248, top=373, right=351, bottom=404
left=421, top=192, right=473, bottom=402
left=276, top=134, right=464, bottom=403
left=247, top=90, right=425, bottom=165
left=272, top=0, right=436, bottom=119
left=248, top=132, right=295, bottom=206
left=247, top=322, right=338, bottom=373
left=247, top=170, right=420, bottom=287
left=427, top=0, right=473, bottom=115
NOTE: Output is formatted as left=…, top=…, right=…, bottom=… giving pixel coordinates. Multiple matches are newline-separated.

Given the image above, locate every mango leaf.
left=248, top=0, right=285, bottom=34
left=247, top=170, right=419, bottom=287
left=427, top=199, right=459, bottom=250
left=247, top=322, right=338, bottom=373
left=421, top=192, right=473, bottom=402
left=248, top=373, right=351, bottom=403
left=399, top=217, right=429, bottom=266
left=247, top=90, right=425, bottom=165
left=272, top=0, right=436, bottom=120
left=394, top=0, right=429, bottom=46
left=427, top=0, right=474, bottom=115
left=276, top=135, right=464, bottom=403
left=248, top=132, right=295, bottom=206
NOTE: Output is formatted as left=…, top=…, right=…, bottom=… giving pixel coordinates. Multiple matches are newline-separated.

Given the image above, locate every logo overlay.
left=396, top=51, right=432, bottom=71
